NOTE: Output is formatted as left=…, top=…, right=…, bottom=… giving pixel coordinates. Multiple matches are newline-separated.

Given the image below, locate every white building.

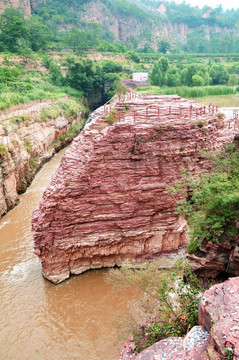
left=133, top=73, right=149, bottom=82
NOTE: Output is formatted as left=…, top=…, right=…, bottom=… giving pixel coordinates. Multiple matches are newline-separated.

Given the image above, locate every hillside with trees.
left=1, top=0, right=239, bottom=54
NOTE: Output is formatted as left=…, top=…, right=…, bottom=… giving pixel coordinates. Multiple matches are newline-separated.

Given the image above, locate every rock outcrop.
left=0, top=98, right=84, bottom=218
left=32, top=93, right=238, bottom=284
left=0, top=0, right=31, bottom=16
left=120, top=276, right=239, bottom=360
left=187, top=238, right=239, bottom=280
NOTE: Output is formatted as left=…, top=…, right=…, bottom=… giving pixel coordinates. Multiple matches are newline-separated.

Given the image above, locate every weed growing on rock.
left=58, top=124, right=81, bottom=142
left=0, top=143, right=7, bottom=157
left=24, top=138, right=31, bottom=153
left=29, top=156, right=37, bottom=171
left=105, top=109, right=116, bottom=126
left=3, top=126, right=8, bottom=135
left=225, top=348, right=233, bottom=360
left=196, top=119, right=206, bottom=128
left=99, top=123, right=106, bottom=131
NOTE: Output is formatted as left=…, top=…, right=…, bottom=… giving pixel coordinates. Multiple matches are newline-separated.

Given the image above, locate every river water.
left=0, top=149, right=137, bottom=360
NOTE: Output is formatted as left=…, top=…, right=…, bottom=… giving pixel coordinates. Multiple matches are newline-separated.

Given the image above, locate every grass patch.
left=0, top=143, right=7, bottom=157
left=137, top=85, right=234, bottom=98
left=41, top=99, right=86, bottom=122
left=58, top=123, right=81, bottom=142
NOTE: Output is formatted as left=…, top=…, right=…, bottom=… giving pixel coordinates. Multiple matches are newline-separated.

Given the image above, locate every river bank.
left=0, top=147, right=142, bottom=360
left=0, top=97, right=86, bottom=219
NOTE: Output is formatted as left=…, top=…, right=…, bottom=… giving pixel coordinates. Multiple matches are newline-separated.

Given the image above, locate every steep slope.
left=32, top=93, right=237, bottom=284
left=1, top=0, right=238, bottom=51
left=0, top=98, right=84, bottom=218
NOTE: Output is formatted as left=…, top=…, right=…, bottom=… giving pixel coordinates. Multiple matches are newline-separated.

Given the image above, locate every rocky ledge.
left=32, top=93, right=237, bottom=283
left=0, top=98, right=84, bottom=218
left=120, top=276, right=239, bottom=360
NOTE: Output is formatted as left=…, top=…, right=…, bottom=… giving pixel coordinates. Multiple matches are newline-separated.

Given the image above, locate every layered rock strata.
left=32, top=93, right=237, bottom=284
left=187, top=238, right=239, bottom=280
left=0, top=99, right=83, bottom=218
left=120, top=276, right=239, bottom=360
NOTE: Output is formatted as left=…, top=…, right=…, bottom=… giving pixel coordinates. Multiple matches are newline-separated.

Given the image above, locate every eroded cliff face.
left=77, top=0, right=175, bottom=49
left=0, top=99, right=84, bottom=218
left=187, top=239, right=239, bottom=280
left=32, top=93, right=237, bottom=284
left=0, top=0, right=31, bottom=16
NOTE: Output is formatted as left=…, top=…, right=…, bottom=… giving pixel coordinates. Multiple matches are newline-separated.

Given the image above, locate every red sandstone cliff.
left=0, top=98, right=84, bottom=218
left=32, top=93, right=238, bottom=284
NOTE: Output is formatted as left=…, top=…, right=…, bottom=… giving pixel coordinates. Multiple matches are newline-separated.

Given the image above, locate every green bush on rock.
left=170, top=144, right=239, bottom=254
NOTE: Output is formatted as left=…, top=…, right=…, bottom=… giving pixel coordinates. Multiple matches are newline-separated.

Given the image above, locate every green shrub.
left=105, top=109, right=116, bottom=125
left=58, top=123, right=81, bottom=142
left=0, top=143, right=7, bottom=157
left=24, top=138, right=31, bottom=153
left=29, top=156, right=37, bottom=170
left=170, top=145, right=239, bottom=254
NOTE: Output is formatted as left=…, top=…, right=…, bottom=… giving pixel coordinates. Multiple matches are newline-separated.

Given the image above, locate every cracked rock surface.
left=32, top=94, right=237, bottom=283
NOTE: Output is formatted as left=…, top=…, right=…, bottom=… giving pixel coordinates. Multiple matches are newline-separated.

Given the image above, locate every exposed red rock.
left=0, top=99, right=83, bottom=218
left=187, top=238, right=239, bottom=279
left=131, top=326, right=210, bottom=360
left=32, top=93, right=238, bottom=284
left=119, top=277, right=239, bottom=360
left=199, top=276, right=239, bottom=359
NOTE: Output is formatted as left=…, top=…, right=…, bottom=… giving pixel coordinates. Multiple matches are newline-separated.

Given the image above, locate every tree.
left=65, top=28, right=88, bottom=51
left=181, top=64, right=211, bottom=86
left=228, top=74, right=238, bottom=87
left=158, top=40, right=171, bottom=54
left=151, top=58, right=169, bottom=86
left=28, top=19, right=52, bottom=51
left=66, top=58, right=103, bottom=94
left=167, top=66, right=180, bottom=87
left=210, top=64, right=229, bottom=85
left=127, top=35, right=138, bottom=49
left=192, top=74, right=205, bottom=87
left=0, top=9, right=30, bottom=53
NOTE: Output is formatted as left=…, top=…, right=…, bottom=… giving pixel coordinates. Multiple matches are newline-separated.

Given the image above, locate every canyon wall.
left=0, top=99, right=84, bottom=218
left=32, top=93, right=238, bottom=284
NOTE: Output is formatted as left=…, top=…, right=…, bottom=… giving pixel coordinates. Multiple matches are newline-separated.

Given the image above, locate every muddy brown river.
left=0, top=149, right=138, bottom=360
